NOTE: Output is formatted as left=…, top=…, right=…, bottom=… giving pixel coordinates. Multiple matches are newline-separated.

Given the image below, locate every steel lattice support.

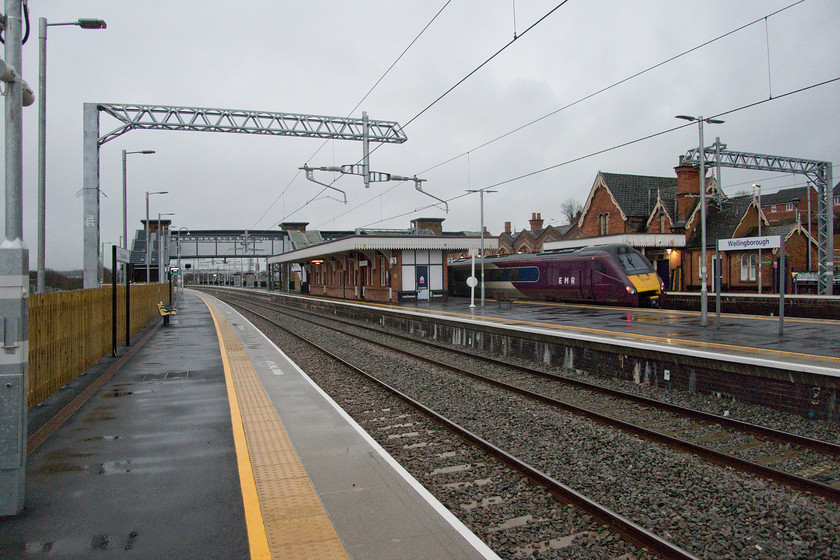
left=82, top=103, right=407, bottom=288
left=96, top=104, right=407, bottom=145
left=684, top=146, right=834, bottom=294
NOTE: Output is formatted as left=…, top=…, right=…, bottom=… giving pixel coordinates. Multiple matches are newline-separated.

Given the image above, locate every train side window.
left=518, top=267, right=539, bottom=282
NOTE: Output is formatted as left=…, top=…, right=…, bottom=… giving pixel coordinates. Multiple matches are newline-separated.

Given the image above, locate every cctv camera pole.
left=1, top=0, right=29, bottom=515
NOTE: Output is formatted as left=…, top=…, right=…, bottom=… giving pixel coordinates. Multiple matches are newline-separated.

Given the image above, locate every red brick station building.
left=268, top=218, right=495, bottom=303
left=460, top=158, right=840, bottom=295
left=269, top=158, right=838, bottom=300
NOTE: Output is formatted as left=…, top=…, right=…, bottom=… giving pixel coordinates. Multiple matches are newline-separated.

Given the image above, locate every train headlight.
left=625, top=285, right=636, bottom=295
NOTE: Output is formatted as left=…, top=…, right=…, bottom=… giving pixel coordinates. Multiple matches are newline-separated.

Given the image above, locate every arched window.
left=598, top=212, right=610, bottom=235
left=740, top=253, right=757, bottom=282
left=659, top=213, right=667, bottom=233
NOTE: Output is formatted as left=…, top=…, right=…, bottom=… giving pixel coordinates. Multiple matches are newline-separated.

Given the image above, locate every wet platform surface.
left=0, top=291, right=497, bottom=560
left=1, top=291, right=248, bottom=559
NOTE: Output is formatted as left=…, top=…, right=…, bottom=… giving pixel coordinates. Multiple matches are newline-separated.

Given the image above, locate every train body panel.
left=449, top=244, right=663, bottom=307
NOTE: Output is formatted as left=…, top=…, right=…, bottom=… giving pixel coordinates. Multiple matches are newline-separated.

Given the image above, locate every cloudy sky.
left=2, top=0, right=838, bottom=270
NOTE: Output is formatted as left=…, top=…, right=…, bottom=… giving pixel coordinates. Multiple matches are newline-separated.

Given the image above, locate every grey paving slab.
left=0, top=292, right=248, bottom=560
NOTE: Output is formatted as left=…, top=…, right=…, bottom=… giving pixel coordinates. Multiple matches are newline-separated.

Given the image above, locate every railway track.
left=201, top=288, right=840, bottom=559
left=213, top=289, right=840, bottom=501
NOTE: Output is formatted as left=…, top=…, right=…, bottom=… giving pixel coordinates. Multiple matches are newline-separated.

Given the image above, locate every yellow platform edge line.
left=197, top=293, right=272, bottom=560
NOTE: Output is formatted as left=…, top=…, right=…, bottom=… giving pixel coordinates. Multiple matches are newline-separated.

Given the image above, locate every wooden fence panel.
left=27, top=283, right=171, bottom=408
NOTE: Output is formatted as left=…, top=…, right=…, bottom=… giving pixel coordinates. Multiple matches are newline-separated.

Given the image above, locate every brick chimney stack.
left=675, top=158, right=701, bottom=224
left=529, top=212, right=544, bottom=232
left=504, top=221, right=511, bottom=234
left=280, top=222, right=308, bottom=232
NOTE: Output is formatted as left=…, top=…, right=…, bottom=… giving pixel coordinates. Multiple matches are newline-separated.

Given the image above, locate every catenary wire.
left=355, top=77, right=840, bottom=229
left=251, top=1, right=454, bottom=229
left=315, top=0, right=807, bottom=228
left=284, top=1, right=571, bottom=223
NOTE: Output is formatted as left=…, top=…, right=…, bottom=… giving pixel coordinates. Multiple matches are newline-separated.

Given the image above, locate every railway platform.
left=0, top=290, right=498, bottom=560
left=386, top=293, right=840, bottom=373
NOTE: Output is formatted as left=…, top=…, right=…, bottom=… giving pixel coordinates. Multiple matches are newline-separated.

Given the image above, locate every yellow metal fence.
left=27, top=283, right=171, bottom=408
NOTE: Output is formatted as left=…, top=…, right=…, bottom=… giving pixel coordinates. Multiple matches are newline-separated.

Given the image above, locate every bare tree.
left=559, top=199, right=583, bottom=225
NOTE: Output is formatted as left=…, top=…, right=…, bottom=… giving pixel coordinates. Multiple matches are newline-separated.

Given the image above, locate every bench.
left=398, top=290, right=418, bottom=302
left=493, top=291, right=514, bottom=308
left=430, top=289, right=448, bottom=302
left=157, top=301, right=177, bottom=326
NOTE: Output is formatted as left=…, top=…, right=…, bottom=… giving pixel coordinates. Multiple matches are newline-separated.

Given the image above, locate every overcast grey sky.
left=2, top=0, right=839, bottom=270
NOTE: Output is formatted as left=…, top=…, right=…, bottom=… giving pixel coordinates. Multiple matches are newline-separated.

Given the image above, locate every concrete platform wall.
left=267, top=293, right=839, bottom=420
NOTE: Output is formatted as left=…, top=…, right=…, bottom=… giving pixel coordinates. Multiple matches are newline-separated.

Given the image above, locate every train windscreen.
left=615, top=250, right=654, bottom=274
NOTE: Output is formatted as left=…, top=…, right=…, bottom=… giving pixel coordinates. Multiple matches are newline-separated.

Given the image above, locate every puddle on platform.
left=26, top=532, right=138, bottom=555
left=32, top=463, right=87, bottom=474
left=83, top=435, right=120, bottom=442
left=102, top=390, right=133, bottom=398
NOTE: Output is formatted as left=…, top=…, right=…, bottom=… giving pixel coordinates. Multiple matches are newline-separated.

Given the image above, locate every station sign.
left=717, top=235, right=781, bottom=252
left=115, top=247, right=131, bottom=264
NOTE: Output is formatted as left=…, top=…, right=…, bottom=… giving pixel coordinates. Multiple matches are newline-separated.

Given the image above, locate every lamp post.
left=36, top=17, right=106, bottom=293
left=466, top=188, right=497, bottom=306
left=753, top=184, right=762, bottom=294
left=122, top=149, right=155, bottom=280
left=158, top=212, right=175, bottom=283
left=676, top=115, right=724, bottom=326
left=177, top=227, right=189, bottom=291
left=145, top=191, right=168, bottom=283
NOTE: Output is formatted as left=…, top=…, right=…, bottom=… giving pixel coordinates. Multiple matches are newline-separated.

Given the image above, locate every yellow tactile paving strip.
left=199, top=294, right=350, bottom=560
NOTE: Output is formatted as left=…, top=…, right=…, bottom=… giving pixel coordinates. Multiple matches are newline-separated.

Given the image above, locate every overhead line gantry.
left=82, top=103, right=408, bottom=288
left=683, top=143, right=834, bottom=294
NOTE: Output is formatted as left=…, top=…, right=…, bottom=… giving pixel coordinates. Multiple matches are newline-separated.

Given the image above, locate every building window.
left=659, top=214, right=667, bottom=233
left=834, top=196, right=839, bottom=205
left=770, top=205, right=777, bottom=213
left=785, top=203, right=794, bottom=211
left=598, top=212, right=609, bottom=235
left=740, top=253, right=757, bottom=282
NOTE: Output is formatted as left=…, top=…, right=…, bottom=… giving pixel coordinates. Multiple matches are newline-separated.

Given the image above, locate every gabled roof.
left=686, top=195, right=753, bottom=248
left=762, top=186, right=807, bottom=206
left=599, top=172, right=677, bottom=218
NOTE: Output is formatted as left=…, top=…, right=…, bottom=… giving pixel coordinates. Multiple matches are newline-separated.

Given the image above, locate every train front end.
left=611, top=245, right=664, bottom=307
left=626, top=271, right=664, bottom=307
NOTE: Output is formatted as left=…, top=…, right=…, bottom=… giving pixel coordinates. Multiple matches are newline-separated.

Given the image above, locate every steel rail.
left=217, top=295, right=700, bottom=560
left=213, top=291, right=840, bottom=503
left=227, top=290, right=840, bottom=457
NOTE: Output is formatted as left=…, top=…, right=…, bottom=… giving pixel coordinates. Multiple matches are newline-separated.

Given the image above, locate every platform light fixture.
left=466, top=187, right=497, bottom=307
left=122, top=149, right=156, bottom=281
left=753, top=184, right=762, bottom=294
left=158, top=212, right=176, bottom=282
left=675, top=115, right=724, bottom=326
left=146, top=191, right=169, bottom=283
left=36, top=16, right=107, bottom=292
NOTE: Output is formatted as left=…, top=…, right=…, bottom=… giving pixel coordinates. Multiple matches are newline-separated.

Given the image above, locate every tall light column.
left=753, top=184, right=762, bottom=294
left=145, top=191, right=168, bottom=282
left=676, top=115, right=724, bottom=326
left=177, top=227, right=189, bottom=291
left=158, top=212, right=175, bottom=282
left=122, top=150, right=155, bottom=248
left=467, top=188, right=496, bottom=307
left=36, top=17, right=106, bottom=293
